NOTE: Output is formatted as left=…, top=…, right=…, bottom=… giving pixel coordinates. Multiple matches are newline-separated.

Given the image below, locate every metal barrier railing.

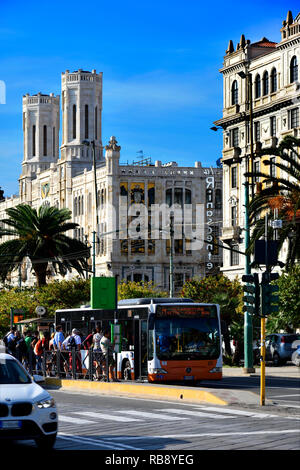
left=19, top=349, right=112, bottom=382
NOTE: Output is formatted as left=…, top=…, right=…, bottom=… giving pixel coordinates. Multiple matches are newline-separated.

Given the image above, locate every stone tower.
left=21, top=92, right=60, bottom=176
left=19, top=92, right=60, bottom=202
left=60, top=69, right=103, bottom=176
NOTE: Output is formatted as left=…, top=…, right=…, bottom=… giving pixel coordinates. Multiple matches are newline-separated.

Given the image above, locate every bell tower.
left=21, top=92, right=60, bottom=176
left=60, top=69, right=103, bottom=175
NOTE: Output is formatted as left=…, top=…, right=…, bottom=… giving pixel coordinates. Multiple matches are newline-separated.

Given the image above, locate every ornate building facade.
left=214, top=10, right=300, bottom=279
left=0, top=70, right=223, bottom=290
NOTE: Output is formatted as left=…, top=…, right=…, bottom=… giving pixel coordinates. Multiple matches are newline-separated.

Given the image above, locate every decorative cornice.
left=277, top=36, right=300, bottom=50
left=214, top=95, right=300, bottom=129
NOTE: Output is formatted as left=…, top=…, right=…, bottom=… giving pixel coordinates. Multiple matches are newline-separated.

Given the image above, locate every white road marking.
left=59, top=415, right=94, bottom=425
left=270, top=394, right=300, bottom=398
left=73, top=411, right=142, bottom=422
left=120, top=410, right=188, bottom=420
left=58, top=433, right=141, bottom=450
left=195, top=406, right=277, bottom=418
left=106, top=429, right=298, bottom=441
left=158, top=408, right=236, bottom=419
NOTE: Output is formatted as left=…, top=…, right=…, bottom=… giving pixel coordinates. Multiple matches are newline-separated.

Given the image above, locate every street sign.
left=254, top=240, right=278, bottom=265
left=90, top=277, right=117, bottom=309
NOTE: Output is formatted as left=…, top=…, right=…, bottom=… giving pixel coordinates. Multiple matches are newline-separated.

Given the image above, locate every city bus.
left=55, top=298, right=222, bottom=383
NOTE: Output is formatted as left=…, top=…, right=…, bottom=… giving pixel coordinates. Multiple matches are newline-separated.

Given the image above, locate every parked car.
left=265, top=333, right=300, bottom=366
left=0, top=352, right=58, bottom=448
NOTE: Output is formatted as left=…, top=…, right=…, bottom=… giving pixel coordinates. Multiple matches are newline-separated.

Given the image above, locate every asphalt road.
left=200, top=375, right=300, bottom=408
left=9, top=375, right=300, bottom=452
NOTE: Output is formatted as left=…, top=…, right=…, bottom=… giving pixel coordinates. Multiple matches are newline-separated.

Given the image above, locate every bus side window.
left=148, top=313, right=155, bottom=330
left=148, top=330, right=154, bottom=361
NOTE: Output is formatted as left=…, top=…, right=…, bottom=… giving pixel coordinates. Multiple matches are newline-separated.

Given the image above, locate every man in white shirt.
left=100, top=329, right=118, bottom=381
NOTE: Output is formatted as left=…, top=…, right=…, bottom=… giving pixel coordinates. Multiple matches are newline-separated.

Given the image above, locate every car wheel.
left=35, top=433, right=57, bottom=449
left=273, top=352, right=281, bottom=367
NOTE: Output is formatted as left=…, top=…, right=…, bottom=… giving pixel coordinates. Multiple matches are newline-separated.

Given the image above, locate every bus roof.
left=118, top=298, right=194, bottom=306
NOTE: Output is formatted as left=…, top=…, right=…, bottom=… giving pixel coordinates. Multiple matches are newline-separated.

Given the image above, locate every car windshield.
left=0, top=359, right=31, bottom=384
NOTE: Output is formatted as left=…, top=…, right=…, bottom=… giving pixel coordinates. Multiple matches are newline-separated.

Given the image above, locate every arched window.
left=231, top=80, right=238, bottom=105
left=185, top=189, right=192, bottom=205
left=166, top=188, right=172, bottom=207
left=43, top=125, right=47, bottom=156
left=72, top=104, right=76, bottom=139
left=262, top=71, right=269, bottom=96
left=74, top=197, right=77, bottom=217
left=255, top=74, right=261, bottom=98
left=85, top=104, right=89, bottom=139
left=32, top=125, right=36, bottom=156
left=95, top=106, right=98, bottom=140
left=81, top=195, right=84, bottom=215
left=53, top=127, right=56, bottom=156
left=270, top=68, right=277, bottom=93
left=290, top=56, right=298, bottom=83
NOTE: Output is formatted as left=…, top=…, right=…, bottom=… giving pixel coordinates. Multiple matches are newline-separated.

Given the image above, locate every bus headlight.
left=209, top=367, right=222, bottom=373
left=152, top=368, right=167, bottom=374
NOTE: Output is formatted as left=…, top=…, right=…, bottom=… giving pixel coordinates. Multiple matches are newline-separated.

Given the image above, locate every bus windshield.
left=154, top=317, right=220, bottom=360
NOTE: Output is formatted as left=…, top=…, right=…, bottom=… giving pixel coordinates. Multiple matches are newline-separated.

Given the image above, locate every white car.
left=0, top=352, right=58, bottom=448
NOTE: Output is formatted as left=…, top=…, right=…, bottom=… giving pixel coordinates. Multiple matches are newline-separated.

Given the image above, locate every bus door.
left=133, top=319, right=148, bottom=380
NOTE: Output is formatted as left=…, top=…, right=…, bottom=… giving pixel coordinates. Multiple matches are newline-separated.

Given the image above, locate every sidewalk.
left=223, top=365, right=300, bottom=379
left=45, top=366, right=299, bottom=407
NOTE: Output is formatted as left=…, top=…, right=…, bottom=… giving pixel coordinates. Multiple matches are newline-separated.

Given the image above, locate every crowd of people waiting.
left=1, top=325, right=119, bottom=382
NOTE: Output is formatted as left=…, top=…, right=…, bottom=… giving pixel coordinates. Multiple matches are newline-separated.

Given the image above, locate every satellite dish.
left=35, top=306, right=46, bottom=316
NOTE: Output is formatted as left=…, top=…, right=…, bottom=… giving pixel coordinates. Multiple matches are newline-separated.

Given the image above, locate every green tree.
left=118, top=280, right=168, bottom=300
left=266, top=266, right=300, bottom=333
left=181, top=275, right=243, bottom=356
left=0, top=278, right=91, bottom=336
left=245, top=135, right=300, bottom=269
left=0, top=204, right=90, bottom=286
left=36, top=278, right=91, bottom=316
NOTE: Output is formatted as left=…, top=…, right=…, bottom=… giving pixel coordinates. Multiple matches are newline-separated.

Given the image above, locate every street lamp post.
left=82, top=140, right=99, bottom=276
left=169, top=212, right=174, bottom=298
left=238, top=69, right=255, bottom=372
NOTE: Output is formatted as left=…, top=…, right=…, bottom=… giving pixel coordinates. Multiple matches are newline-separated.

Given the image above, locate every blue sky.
left=0, top=0, right=298, bottom=196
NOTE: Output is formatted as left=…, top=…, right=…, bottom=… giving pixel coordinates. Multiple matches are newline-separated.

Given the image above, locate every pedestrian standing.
left=100, top=329, right=118, bottom=382
left=93, top=327, right=103, bottom=380
left=53, top=325, right=65, bottom=350
left=4, top=327, right=17, bottom=355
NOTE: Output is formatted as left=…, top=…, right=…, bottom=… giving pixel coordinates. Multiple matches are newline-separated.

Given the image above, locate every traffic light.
left=242, top=273, right=260, bottom=315
left=261, top=272, right=279, bottom=316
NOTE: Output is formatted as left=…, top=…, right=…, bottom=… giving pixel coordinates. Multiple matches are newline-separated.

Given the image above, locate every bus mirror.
left=148, top=313, right=155, bottom=330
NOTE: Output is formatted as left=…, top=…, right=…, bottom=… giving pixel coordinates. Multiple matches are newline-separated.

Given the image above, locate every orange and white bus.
left=55, top=298, right=222, bottom=383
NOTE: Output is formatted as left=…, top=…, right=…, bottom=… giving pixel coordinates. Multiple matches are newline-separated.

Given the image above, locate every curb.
left=45, top=377, right=229, bottom=406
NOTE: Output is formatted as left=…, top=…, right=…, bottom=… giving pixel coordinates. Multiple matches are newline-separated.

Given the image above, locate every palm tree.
left=0, top=204, right=91, bottom=286
left=245, top=135, right=300, bottom=269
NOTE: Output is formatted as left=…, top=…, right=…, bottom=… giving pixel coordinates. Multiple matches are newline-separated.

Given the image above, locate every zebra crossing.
left=58, top=404, right=281, bottom=427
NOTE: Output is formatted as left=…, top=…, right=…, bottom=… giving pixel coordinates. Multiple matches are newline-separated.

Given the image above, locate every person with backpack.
left=3, top=327, right=17, bottom=355
left=15, top=331, right=28, bottom=364
left=67, top=329, right=82, bottom=376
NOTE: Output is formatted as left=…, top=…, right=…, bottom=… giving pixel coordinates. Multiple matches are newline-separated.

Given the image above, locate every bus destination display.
left=156, top=305, right=217, bottom=318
